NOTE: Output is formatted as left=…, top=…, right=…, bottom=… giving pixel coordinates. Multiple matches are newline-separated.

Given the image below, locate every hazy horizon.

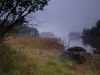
left=30, top=0, right=100, bottom=37
left=28, top=0, right=100, bottom=49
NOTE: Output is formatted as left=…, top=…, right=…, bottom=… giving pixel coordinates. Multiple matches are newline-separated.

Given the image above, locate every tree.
left=0, top=0, right=49, bottom=42
left=15, top=25, right=39, bottom=37
left=82, top=20, right=100, bottom=52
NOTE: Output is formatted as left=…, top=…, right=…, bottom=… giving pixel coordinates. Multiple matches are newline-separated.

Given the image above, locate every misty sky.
left=31, top=0, right=100, bottom=37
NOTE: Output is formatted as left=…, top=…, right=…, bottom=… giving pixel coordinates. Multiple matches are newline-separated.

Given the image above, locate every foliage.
left=82, top=20, right=100, bottom=51
left=0, top=0, right=49, bottom=42
left=66, top=47, right=86, bottom=64
left=15, top=25, right=39, bottom=37
left=67, top=46, right=86, bottom=53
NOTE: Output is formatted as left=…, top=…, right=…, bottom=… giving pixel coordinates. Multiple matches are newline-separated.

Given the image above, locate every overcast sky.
left=31, top=0, right=100, bottom=37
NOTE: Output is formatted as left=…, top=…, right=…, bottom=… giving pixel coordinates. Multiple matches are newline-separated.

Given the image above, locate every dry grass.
left=7, top=36, right=64, bottom=50
left=6, top=36, right=65, bottom=58
left=5, top=36, right=100, bottom=75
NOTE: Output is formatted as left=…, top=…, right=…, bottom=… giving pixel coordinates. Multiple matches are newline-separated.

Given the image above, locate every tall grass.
left=3, top=36, right=100, bottom=75
left=0, top=44, right=25, bottom=74
left=0, top=43, right=75, bottom=75
left=7, top=36, right=64, bottom=49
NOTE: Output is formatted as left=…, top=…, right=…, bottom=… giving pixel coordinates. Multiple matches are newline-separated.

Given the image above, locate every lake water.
left=61, top=37, right=93, bottom=53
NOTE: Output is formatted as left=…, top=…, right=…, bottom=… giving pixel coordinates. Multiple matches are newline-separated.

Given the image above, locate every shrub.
left=67, top=47, right=86, bottom=64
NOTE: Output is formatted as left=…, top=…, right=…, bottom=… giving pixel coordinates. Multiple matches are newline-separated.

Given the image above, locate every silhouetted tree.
left=82, top=20, right=100, bottom=52
left=15, top=25, right=39, bottom=37
left=0, top=0, right=49, bottom=42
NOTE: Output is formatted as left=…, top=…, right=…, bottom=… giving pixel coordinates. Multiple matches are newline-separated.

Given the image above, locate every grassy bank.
left=0, top=36, right=99, bottom=75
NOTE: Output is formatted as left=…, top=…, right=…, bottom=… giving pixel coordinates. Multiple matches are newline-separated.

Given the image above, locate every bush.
left=72, top=53, right=86, bottom=64
left=67, top=47, right=86, bottom=64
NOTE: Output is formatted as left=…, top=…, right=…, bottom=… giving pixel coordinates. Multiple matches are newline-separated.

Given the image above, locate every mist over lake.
left=61, top=34, right=93, bottom=53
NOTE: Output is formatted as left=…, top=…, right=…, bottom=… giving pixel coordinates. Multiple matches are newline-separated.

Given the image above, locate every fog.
left=30, top=0, right=100, bottom=51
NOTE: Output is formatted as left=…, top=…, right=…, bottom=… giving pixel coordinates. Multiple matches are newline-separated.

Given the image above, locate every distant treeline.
left=15, top=25, right=39, bottom=37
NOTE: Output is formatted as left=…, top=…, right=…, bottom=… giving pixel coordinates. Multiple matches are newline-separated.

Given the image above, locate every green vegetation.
left=0, top=43, right=74, bottom=75
left=82, top=20, right=100, bottom=53
left=0, top=37, right=99, bottom=75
